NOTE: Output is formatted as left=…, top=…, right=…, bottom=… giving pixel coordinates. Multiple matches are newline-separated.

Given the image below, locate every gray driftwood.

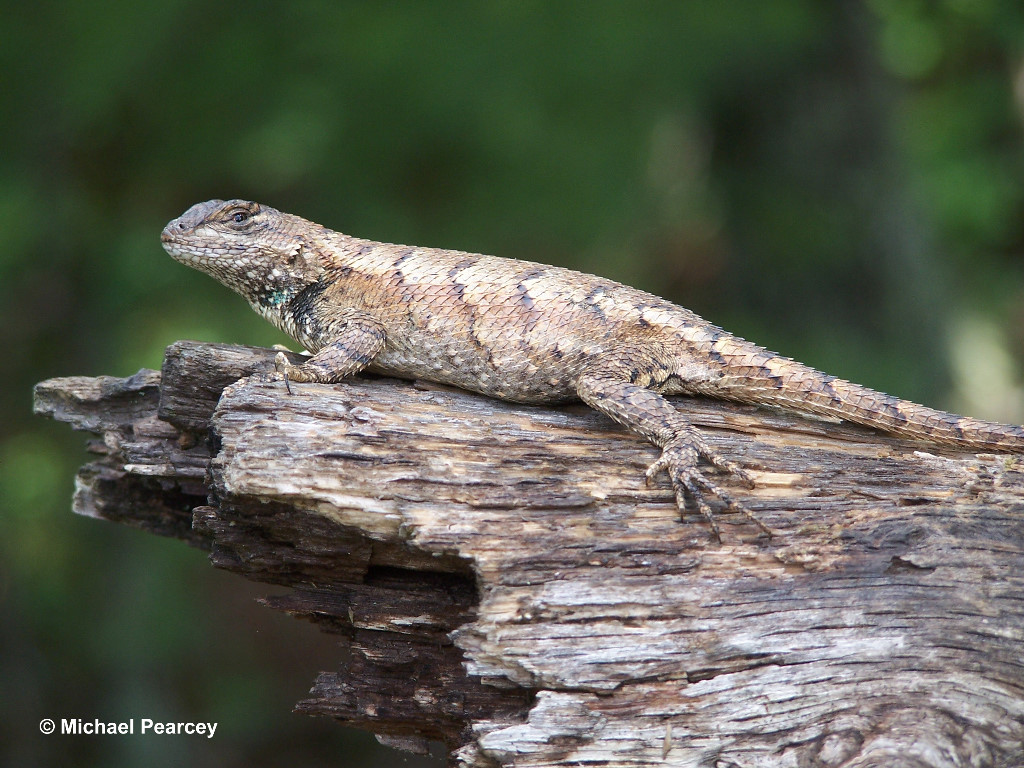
left=34, top=340, right=1024, bottom=767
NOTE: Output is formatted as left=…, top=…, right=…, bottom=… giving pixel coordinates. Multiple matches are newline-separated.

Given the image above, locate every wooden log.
left=33, top=340, right=1024, bottom=767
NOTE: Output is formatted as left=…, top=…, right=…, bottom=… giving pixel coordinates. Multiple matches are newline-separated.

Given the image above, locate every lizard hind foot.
left=645, top=437, right=771, bottom=541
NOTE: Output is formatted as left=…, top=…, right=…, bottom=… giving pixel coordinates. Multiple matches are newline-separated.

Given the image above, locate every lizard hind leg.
left=576, top=349, right=770, bottom=541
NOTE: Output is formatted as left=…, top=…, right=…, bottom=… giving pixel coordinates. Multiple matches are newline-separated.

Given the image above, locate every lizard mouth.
left=160, top=225, right=192, bottom=262
left=160, top=222, right=198, bottom=259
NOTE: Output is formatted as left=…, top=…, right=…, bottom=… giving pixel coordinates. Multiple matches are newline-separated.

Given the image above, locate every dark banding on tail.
left=710, top=348, right=1024, bottom=451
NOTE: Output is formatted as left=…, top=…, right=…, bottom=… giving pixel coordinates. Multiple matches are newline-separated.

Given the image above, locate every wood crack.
left=33, top=340, right=1024, bottom=767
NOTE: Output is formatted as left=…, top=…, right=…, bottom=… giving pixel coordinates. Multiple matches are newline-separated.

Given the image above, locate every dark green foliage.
left=5, top=2, right=1024, bottom=766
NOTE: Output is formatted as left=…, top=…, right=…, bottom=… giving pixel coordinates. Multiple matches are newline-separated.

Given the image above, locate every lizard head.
left=161, top=199, right=322, bottom=308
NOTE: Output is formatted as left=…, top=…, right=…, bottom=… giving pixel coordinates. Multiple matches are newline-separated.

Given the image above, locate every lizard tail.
left=711, top=355, right=1024, bottom=451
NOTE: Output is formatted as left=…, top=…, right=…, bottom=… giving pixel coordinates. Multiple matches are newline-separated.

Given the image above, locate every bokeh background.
left=5, top=2, right=1024, bottom=766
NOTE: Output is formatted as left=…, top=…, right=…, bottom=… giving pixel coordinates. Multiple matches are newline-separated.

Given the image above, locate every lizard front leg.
left=576, top=346, right=768, bottom=540
left=273, top=308, right=386, bottom=384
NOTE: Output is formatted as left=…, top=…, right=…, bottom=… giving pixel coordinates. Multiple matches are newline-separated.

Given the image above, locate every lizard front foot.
left=252, top=353, right=330, bottom=393
left=645, top=434, right=770, bottom=541
left=247, top=353, right=305, bottom=394
left=273, top=351, right=317, bottom=382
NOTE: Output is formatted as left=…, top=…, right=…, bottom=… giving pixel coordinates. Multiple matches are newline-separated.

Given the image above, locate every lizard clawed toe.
left=273, top=351, right=292, bottom=376
left=272, top=353, right=291, bottom=393
left=646, top=437, right=771, bottom=540
left=250, top=353, right=293, bottom=394
left=700, top=451, right=756, bottom=489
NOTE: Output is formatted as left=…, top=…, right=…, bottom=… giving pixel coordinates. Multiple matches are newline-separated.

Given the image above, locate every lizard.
left=161, top=199, right=1024, bottom=539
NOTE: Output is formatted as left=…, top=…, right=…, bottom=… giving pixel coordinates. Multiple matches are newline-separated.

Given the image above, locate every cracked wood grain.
left=34, top=340, right=1024, bottom=767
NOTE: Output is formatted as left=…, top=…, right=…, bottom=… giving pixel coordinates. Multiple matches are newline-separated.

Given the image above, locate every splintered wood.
left=34, top=340, right=1024, bottom=767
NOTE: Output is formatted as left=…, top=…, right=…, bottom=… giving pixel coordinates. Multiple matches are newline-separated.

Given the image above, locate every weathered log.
left=34, top=340, right=1024, bottom=767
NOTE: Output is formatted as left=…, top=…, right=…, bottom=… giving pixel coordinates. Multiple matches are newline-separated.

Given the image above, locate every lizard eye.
left=224, top=205, right=255, bottom=228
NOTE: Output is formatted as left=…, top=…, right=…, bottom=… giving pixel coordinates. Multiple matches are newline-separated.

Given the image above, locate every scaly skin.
left=161, top=199, right=1024, bottom=539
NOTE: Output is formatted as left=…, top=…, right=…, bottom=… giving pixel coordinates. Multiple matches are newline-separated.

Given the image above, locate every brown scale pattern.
left=162, top=200, right=1024, bottom=539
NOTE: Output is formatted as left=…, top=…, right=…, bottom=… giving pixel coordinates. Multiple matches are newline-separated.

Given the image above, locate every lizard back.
left=162, top=199, right=1024, bottom=453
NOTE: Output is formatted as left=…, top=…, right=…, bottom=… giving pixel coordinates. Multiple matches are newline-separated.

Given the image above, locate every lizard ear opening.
left=280, top=240, right=302, bottom=265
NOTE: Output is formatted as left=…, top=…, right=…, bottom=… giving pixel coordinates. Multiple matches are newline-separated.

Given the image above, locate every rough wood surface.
left=34, top=340, right=1024, bottom=767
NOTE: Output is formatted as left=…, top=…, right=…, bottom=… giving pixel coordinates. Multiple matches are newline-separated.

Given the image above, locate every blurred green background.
left=5, top=1, right=1024, bottom=766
